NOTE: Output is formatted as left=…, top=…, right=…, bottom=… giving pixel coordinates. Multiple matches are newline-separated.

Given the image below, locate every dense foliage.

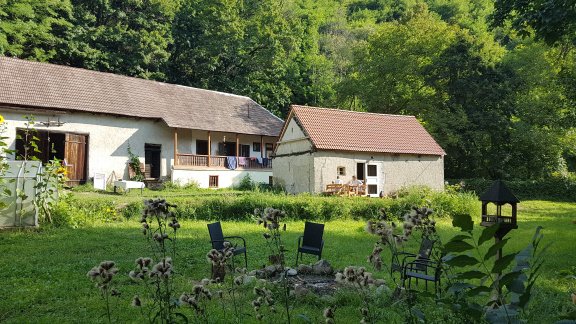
left=53, top=187, right=478, bottom=226
left=1, top=0, right=575, bottom=179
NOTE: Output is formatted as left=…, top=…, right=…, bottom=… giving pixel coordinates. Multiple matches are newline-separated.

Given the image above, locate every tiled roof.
left=0, top=57, right=283, bottom=136
left=287, top=105, right=445, bottom=156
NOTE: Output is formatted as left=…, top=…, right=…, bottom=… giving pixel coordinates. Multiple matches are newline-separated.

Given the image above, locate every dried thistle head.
left=131, top=295, right=142, bottom=307
left=87, top=261, right=119, bottom=290
left=323, top=306, right=335, bottom=319
left=150, top=258, right=173, bottom=279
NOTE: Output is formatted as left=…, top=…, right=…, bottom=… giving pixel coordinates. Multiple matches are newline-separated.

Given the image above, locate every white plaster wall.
left=272, top=153, right=314, bottom=194
left=275, top=118, right=312, bottom=155
left=0, top=109, right=174, bottom=181
left=281, top=118, right=307, bottom=141
left=312, top=151, right=444, bottom=195
left=172, top=169, right=272, bottom=188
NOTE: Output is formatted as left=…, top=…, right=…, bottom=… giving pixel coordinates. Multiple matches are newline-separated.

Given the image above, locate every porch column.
left=236, top=134, right=239, bottom=159
left=207, top=131, right=211, bottom=167
left=260, top=135, right=264, bottom=159
left=174, top=128, right=178, bottom=166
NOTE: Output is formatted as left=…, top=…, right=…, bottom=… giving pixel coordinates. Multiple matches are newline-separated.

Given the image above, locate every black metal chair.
left=296, top=222, right=325, bottom=264
left=402, top=257, right=443, bottom=295
left=207, top=222, right=248, bottom=268
left=390, top=238, right=436, bottom=284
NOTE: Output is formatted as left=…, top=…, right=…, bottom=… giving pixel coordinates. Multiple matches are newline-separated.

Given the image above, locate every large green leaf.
left=465, top=285, right=492, bottom=297
left=447, top=282, right=475, bottom=294
left=484, top=238, right=509, bottom=261
left=499, top=271, right=522, bottom=288
left=449, top=234, right=472, bottom=242
left=452, top=213, right=474, bottom=232
left=455, top=270, right=487, bottom=280
left=491, top=253, right=517, bottom=273
left=445, top=255, right=479, bottom=267
left=478, top=223, right=500, bottom=246
left=444, top=240, right=475, bottom=253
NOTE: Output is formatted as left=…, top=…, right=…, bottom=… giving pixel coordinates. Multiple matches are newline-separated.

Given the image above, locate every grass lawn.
left=0, top=199, right=574, bottom=323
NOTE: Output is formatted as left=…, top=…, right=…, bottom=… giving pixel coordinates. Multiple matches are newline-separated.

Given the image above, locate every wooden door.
left=64, top=133, right=87, bottom=186
left=144, top=144, right=161, bottom=179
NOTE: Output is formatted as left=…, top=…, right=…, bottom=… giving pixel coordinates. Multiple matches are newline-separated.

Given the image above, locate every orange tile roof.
left=0, top=57, right=283, bottom=136
left=287, top=105, right=445, bottom=156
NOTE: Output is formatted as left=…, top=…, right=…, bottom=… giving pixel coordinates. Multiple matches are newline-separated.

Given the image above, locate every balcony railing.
left=176, top=154, right=272, bottom=169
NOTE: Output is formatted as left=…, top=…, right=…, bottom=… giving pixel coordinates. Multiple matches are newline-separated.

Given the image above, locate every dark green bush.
left=449, top=175, right=576, bottom=201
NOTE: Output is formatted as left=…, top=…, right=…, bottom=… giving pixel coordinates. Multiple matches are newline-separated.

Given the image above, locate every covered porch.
left=172, top=128, right=275, bottom=170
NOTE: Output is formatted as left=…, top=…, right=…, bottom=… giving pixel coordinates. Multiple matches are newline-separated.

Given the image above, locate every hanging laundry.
left=226, top=156, right=237, bottom=170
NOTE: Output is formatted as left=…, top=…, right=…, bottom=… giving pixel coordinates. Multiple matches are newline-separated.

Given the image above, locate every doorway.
left=145, top=144, right=161, bottom=179
left=366, top=164, right=379, bottom=197
left=64, top=133, right=88, bottom=186
left=356, top=163, right=365, bottom=181
left=15, top=129, right=88, bottom=186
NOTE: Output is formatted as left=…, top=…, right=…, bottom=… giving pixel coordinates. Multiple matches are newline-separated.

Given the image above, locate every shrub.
left=236, top=174, right=256, bottom=191
left=450, top=175, right=576, bottom=201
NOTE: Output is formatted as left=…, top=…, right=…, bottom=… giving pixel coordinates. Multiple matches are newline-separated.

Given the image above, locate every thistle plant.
left=206, top=243, right=234, bottom=282
left=141, top=198, right=179, bottom=259
left=254, top=207, right=291, bottom=323
left=87, top=261, right=120, bottom=323
left=323, top=306, right=335, bottom=324
left=179, top=281, right=213, bottom=322
left=251, top=284, right=277, bottom=322
left=366, top=207, right=438, bottom=274
left=131, top=199, right=182, bottom=323
left=334, top=266, right=386, bottom=324
left=255, top=207, right=288, bottom=266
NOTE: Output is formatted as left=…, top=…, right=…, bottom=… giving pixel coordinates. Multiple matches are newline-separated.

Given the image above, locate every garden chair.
left=390, top=237, right=436, bottom=284
left=296, top=222, right=325, bottom=265
left=402, top=257, right=443, bottom=295
left=207, top=222, right=248, bottom=268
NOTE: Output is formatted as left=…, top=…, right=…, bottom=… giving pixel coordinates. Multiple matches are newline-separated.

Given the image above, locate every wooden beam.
left=236, top=134, right=239, bottom=159
left=260, top=135, right=264, bottom=160
left=174, top=128, right=178, bottom=166
left=207, top=131, right=211, bottom=167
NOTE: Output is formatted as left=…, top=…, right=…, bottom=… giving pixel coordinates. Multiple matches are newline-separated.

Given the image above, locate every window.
left=368, top=184, right=378, bottom=195
left=209, top=175, right=219, bottom=188
left=265, top=143, right=274, bottom=158
left=367, top=165, right=377, bottom=177
left=217, top=142, right=237, bottom=156
left=196, top=140, right=208, bottom=155
left=337, top=166, right=346, bottom=176
left=253, top=142, right=261, bottom=152
left=240, top=144, right=250, bottom=157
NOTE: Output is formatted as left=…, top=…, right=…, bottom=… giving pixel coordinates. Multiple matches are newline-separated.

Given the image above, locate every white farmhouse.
left=0, top=57, right=283, bottom=188
left=272, top=105, right=446, bottom=196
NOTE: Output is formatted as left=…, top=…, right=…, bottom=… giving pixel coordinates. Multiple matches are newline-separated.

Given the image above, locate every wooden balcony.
left=175, top=154, right=272, bottom=169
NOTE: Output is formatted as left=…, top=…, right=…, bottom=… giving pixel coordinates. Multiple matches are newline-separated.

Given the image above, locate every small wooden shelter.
left=479, top=180, right=520, bottom=237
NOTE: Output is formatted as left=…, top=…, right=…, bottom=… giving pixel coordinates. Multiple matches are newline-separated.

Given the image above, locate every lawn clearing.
left=0, top=200, right=574, bottom=323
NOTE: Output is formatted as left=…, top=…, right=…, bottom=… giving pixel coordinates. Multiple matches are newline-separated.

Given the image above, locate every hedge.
left=53, top=188, right=479, bottom=226
left=449, top=176, right=576, bottom=201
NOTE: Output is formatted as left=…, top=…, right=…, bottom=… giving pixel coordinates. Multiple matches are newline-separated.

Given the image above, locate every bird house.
left=479, top=180, right=519, bottom=236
